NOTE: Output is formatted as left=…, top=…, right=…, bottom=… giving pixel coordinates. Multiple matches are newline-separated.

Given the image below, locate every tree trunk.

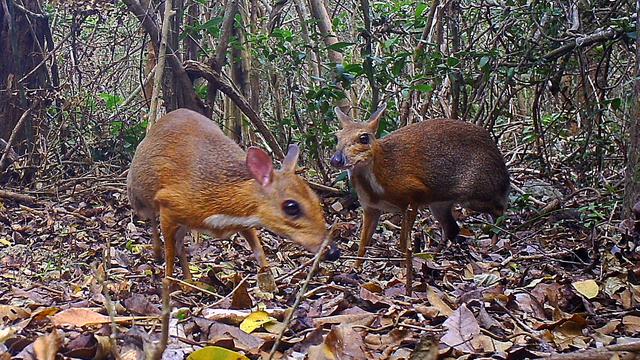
left=308, top=0, right=350, bottom=112
left=123, top=0, right=205, bottom=114
left=623, top=0, right=640, bottom=217
left=208, top=0, right=238, bottom=108
left=0, top=0, right=53, bottom=152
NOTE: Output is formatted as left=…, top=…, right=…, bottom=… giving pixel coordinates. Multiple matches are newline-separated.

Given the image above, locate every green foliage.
left=98, top=92, right=123, bottom=111
left=110, top=118, right=147, bottom=155
left=578, top=203, right=608, bottom=229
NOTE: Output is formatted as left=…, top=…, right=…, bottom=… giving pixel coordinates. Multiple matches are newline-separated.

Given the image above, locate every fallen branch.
left=0, top=190, right=37, bottom=205
left=184, top=60, right=285, bottom=159
left=307, top=181, right=344, bottom=195
left=544, top=340, right=640, bottom=360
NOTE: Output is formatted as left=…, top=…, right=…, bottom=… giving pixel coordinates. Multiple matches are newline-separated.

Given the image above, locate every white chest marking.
left=352, top=169, right=399, bottom=212
left=203, top=214, right=261, bottom=229
left=364, top=171, right=385, bottom=195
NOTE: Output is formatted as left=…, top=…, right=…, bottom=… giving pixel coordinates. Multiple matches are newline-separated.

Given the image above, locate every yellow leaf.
left=239, top=311, right=275, bottom=334
left=572, top=279, right=599, bottom=299
left=0, top=327, right=17, bottom=344
left=187, top=346, right=249, bottom=360
left=0, top=238, right=11, bottom=246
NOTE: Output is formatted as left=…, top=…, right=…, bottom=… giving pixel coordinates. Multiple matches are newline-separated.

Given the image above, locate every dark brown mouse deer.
left=331, top=104, right=509, bottom=293
left=127, top=109, right=328, bottom=291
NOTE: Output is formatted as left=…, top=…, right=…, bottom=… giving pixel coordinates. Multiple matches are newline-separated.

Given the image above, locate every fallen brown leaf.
left=441, top=304, right=480, bottom=354
left=308, top=324, right=367, bottom=360
left=426, top=286, right=454, bottom=316
left=33, top=331, right=62, bottom=360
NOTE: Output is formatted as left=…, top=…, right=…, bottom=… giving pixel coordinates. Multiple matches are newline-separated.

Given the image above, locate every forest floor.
left=0, top=169, right=639, bottom=360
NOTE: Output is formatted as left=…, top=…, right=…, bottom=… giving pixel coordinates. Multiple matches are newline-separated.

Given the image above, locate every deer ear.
left=334, top=106, right=353, bottom=127
left=282, top=144, right=300, bottom=173
left=246, top=147, right=274, bottom=187
left=367, top=103, right=387, bottom=133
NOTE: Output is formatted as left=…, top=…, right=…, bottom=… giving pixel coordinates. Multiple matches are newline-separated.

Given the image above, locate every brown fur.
left=127, top=109, right=327, bottom=283
left=332, top=104, right=509, bottom=272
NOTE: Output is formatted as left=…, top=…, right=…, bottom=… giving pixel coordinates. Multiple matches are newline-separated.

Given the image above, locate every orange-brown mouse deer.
left=127, top=109, right=328, bottom=291
left=331, top=104, right=509, bottom=292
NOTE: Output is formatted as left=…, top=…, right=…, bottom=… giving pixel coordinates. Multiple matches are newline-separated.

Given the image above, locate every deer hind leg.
left=150, top=217, right=163, bottom=262
left=429, top=201, right=459, bottom=242
left=159, top=211, right=179, bottom=280
left=175, top=226, right=192, bottom=281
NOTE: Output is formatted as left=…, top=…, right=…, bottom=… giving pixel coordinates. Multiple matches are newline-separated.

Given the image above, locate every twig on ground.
left=275, top=258, right=314, bottom=282
left=166, top=276, right=224, bottom=299
left=0, top=190, right=37, bottom=205
left=544, top=340, right=640, bottom=360
left=307, top=181, right=345, bottom=195
left=267, top=222, right=335, bottom=359
left=156, top=277, right=171, bottom=360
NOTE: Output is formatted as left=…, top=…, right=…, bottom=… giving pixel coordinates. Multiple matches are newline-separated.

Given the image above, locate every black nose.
left=330, top=152, right=345, bottom=168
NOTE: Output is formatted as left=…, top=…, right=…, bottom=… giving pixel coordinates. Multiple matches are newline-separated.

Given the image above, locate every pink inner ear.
left=246, top=147, right=274, bottom=187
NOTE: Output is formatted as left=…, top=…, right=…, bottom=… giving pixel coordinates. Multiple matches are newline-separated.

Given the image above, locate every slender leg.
left=429, top=201, right=459, bottom=242
left=354, top=207, right=382, bottom=269
left=150, top=217, right=163, bottom=262
left=159, top=211, right=179, bottom=280
left=191, top=230, right=201, bottom=244
left=400, top=206, right=418, bottom=296
left=241, top=229, right=276, bottom=292
left=175, top=226, right=191, bottom=281
left=489, top=208, right=504, bottom=247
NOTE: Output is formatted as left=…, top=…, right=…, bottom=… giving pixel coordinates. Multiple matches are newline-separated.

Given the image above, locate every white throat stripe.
left=365, top=171, right=385, bottom=195
left=203, top=214, right=261, bottom=229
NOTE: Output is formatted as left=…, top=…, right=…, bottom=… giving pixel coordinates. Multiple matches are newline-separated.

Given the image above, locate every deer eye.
left=282, top=200, right=302, bottom=218
left=358, top=133, right=370, bottom=145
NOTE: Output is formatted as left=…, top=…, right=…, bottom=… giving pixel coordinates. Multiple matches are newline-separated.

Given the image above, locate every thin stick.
left=166, top=276, right=224, bottom=299
left=267, top=222, right=336, bottom=359
left=0, top=102, right=37, bottom=175
left=156, top=277, right=171, bottom=360
left=0, top=190, right=36, bottom=204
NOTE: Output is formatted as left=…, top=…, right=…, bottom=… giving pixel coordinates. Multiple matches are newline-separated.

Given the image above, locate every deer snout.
left=330, top=151, right=346, bottom=168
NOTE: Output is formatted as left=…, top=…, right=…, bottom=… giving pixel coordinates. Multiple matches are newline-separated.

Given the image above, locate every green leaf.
left=98, top=93, right=123, bottom=110
left=415, top=253, right=434, bottom=261
left=343, top=63, right=364, bottom=76
left=187, top=346, right=249, bottom=360
left=609, top=97, right=622, bottom=110
left=479, top=56, right=491, bottom=70
left=446, top=56, right=460, bottom=68
left=411, top=83, right=433, bottom=92
left=271, top=28, right=293, bottom=41
left=326, top=41, right=355, bottom=53
left=196, top=17, right=224, bottom=37
left=415, top=2, right=427, bottom=19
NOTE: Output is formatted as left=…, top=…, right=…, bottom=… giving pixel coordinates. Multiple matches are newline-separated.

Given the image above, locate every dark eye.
left=358, top=133, right=370, bottom=144
left=282, top=200, right=302, bottom=218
